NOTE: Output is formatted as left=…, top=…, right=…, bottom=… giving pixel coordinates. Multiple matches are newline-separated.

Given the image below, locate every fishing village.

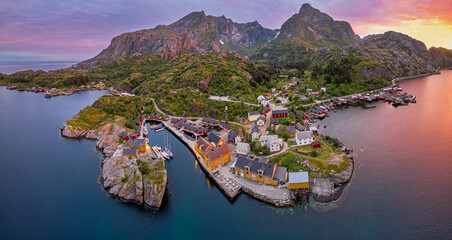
left=107, top=81, right=417, bottom=207
left=8, top=76, right=419, bottom=208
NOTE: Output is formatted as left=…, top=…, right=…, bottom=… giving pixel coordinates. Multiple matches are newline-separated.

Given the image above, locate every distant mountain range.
left=78, top=3, right=452, bottom=79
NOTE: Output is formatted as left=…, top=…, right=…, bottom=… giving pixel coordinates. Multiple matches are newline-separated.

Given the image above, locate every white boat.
left=163, top=132, right=174, bottom=158
left=160, top=149, right=170, bottom=160
left=165, top=147, right=174, bottom=158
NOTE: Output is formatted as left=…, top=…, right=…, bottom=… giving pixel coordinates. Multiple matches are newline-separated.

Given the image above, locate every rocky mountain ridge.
left=78, top=11, right=278, bottom=70
left=75, top=3, right=452, bottom=82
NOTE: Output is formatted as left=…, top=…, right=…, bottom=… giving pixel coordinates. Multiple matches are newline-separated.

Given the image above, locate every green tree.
left=282, top=132, right=290, bottom=141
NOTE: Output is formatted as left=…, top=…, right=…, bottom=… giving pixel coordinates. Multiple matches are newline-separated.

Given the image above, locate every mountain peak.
left=299, top=3, right=313, bottom=12
left=298, top=3, right=332, bottom=23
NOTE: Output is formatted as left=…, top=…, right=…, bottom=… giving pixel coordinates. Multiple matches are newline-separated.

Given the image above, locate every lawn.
left=67, top=106, right=107, bottom=130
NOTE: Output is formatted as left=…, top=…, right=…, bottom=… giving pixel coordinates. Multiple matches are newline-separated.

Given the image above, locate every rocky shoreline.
left=310, top=154, right=354, bottom=202
left=60, top=120, right=167, bottom=210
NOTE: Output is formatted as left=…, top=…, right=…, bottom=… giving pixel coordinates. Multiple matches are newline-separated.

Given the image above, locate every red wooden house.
left=272, top=109, right=289, bottom=118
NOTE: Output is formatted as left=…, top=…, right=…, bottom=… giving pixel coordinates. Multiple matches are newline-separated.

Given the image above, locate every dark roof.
left=228, top=130, right=235, bottom=141
left=121, top=132, right=129, bottom=138
left=258, top=157, right=268, bottom=163
left=181, top=123, right=197, bottom=132
left=203, top=118, right=217, bottom=124
left=140, top=114, right=147, bottom=118
left=273, top=166, right=287, bottom=182
left=235, top=155, right=275, bottom=178
left=310, top=108, right=323, bottom=113
left=251, top=123, right=260, bottom=134
left=134, top=119, right=141, bottom=124
left=198, top=127, right=208, bottom=132
left=240, top=118, right=247, bottom=122
left=123, top=147, right=138, bottom=156
left=220, top=121, right=231, bottom=129
left=286, top=126, right=296, bottom=133
left=272, top=109, right=288, bottom=115
left=271, top=119, right=280, bottom=124
left=207, top=132, right=222, bottom=145
left=136, top=125, right=142, bottom=133
left=248, top=111, right=260, bottom=116
left=125, top=138, right=146, bottom=148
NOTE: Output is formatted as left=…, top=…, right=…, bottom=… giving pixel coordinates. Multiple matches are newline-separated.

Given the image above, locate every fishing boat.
left=151, top=123, right=161, bottom=130
left=157, top=146, right=170, bottom=160
left=143, top=125, right=148, bottom=137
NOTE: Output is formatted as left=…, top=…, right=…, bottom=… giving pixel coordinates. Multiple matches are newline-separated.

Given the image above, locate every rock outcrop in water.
left=310, top=155, right=354, bottom=202
left=61, top=118, right=167, bottom=210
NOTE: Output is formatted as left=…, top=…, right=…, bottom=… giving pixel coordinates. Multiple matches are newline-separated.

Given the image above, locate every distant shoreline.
left=0, top=61, right=78, bottom=75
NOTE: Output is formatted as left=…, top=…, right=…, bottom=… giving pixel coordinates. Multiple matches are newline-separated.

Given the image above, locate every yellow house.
left=288, top=172, right=309, bottom=189
left=205, top=145, right=231, bottom=170
left=234, top=155, right=279, bottom=186
left=125, top=138, right=150, bottom=153
left=122, top=147, right=139, bottom=157
left=195, top=137, right=214, bottom=160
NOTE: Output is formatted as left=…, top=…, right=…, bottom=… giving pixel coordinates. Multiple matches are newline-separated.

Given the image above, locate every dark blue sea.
left=0, top=70, right=451, bottom=239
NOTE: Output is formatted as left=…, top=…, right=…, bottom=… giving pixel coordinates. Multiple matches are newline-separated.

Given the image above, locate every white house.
left=251, top=123, right=261, bottom=141
left=321, top=87, right=326, bottom=93
left=248, top=111, right=260, bottom=122
left=259, top=135, right=282, bottom=152
left=236, top=142, right=250, bottom=155
left=299, top=95, right=308, bottom=101
left=257, top=116, right=265, bottom=127
left=235, top=129, right=243, bottom=144
left=257, top=95, right=265, bottom=103
left=295, top=130, right=314, bottom=146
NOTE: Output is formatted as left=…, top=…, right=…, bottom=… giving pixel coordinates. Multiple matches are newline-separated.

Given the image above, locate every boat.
left=157, top=146, right=170, bottom=160
left=165, top=147, right=174, bottom=158
left=7, top=86, right=18, bottom=90
left=44, top=92, right=51, bottom=98
left=150, top=123, right=161, bottom=130
left=163, top=132, right=174, bottom=158
left=155, top=127, right=165, bottom=133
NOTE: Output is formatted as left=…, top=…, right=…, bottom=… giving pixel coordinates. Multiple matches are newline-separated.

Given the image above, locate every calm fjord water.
left=0, top=70, right=451, bottom=239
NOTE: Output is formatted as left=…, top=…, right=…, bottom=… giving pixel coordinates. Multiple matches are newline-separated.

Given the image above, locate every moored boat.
left=165, top=147, right=174, bottom=158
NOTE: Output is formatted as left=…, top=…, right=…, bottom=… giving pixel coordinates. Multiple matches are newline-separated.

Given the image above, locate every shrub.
left=311, top=151, right=318, bottom=157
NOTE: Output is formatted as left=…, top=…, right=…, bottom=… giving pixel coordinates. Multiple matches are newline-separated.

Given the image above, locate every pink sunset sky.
left=1, top=0, right=451, bottom=61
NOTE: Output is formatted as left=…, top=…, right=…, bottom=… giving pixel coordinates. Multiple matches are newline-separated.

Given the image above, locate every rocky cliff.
left=61, top=118, right=167, bottom=210
left=429, top=47, right=452, bottom=68
left=342, top=31, right=437, bottom=78
left=249, top=3, right=358, bottom=64
left=78, top=11, right=278, bottom=70
left=310, top=155, right=354, bottom=202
